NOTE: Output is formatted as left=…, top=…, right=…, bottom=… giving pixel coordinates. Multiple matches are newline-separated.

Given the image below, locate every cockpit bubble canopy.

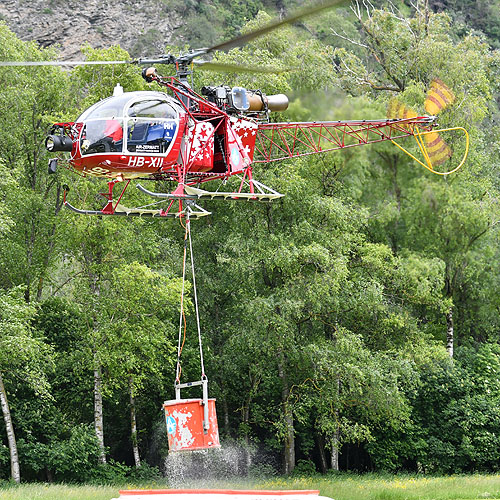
left=77, top=91, right=181, bottom=156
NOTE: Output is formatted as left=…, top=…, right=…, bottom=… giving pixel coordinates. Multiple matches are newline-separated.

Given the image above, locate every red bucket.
left=163, top=398, right=220, bottom=452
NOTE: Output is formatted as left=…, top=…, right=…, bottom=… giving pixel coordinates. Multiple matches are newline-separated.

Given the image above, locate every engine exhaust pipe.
left=247, top=92, right=289, bottom=112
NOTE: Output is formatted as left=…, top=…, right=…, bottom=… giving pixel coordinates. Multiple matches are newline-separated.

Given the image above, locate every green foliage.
left=303, top=330, right=417, bottom=450
left=163, top=0, right=266, bottom=47
left=0, top=443, right=8, bottom=468
left=102, top=261, right=183, bottom=392
left=0, top=160, right=15, bottom=235
left=19, top=424, right=102, bottom=482
left=2, top=0, right=500, bottom=480
left=71, top=45, right=148, bottom=110
left=196, top=10, right=336, bottom=95
left=334, top=6, right=496, bottom=122
left=291, top=459, right=317, bottom=476
left=0, top=287, right=52, bottom=392
left=368, top=344, right=500, bottom=473
left=0, top=22, right=73, bottom=303
left=17, top=423, right=162, bottom=483
left=431, top=0, right=500, bottom=49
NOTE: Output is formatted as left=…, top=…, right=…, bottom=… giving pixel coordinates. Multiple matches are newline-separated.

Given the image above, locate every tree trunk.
left=330, top=430, right=340, bottom=471
left=315, top=432, right=328, bottom=473
left=282, top=402, right=295, bottom=474
left=278, top=353, right=295, bottom=474
left=223, top=397, right=229, bottom=432
left=0, top=372, right=20, bottom=483
left=45, top=466, right=54, bottom=483
left=220, top=379, right=230, bottom=435
left=129, top=376, right=141, bottom=468
left=36, top=185, right=65, bottom=301
left=331, top=376, right=340, bottom=470
left=242, top=398, right=253, bottom=474
left=94, top=363, right=106, bottom=464
left=446, top=307, right=454, bottom=358
left=240, top=369, right=261, bottom=475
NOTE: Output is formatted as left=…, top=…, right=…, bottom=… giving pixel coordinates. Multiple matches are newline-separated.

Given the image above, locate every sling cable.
left=163, top=209, right=220, bottom=452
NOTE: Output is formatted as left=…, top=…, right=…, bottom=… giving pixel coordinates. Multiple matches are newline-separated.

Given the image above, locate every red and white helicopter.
left=3, top=0, right=469, bottom=219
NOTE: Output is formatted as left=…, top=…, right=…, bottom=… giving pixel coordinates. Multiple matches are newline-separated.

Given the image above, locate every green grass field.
left=2, top=474, right=500, bottom=500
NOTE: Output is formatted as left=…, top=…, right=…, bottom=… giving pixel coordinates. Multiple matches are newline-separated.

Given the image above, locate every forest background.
left=1, top=0, right=500, bottom=485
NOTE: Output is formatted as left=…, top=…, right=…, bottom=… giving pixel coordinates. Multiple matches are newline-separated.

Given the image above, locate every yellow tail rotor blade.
left=423, top=131, right=452, bottom=166
left=425, top=79, right=455, bottom=115
left=387, top=98, right=418, bottom=119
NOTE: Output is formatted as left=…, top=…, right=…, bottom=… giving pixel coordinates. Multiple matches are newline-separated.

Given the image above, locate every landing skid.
left=64, top=200, right=211, bottom=219
left=136, top=179, right=284, bottom=202
left=63, top=174, right=283, bottom=219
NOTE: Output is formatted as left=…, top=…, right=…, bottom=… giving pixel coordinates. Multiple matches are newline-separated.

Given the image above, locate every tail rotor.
left=387, top=79, right=468, bottom=174
left=424, top=79, right=455, bottom=115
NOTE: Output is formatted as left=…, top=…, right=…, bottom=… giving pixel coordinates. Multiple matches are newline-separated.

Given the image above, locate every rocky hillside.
left=2, top=0, right=500, bottom=62
left=0, top=0, right=183, bottom=59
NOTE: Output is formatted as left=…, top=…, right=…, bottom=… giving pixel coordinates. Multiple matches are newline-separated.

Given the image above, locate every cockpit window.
left=128, top=100, right=177, bottom=119
left=126, top=119, right=177, bottom=154
left=80, top=119, right=124, bottom=155
left=125, top=99, right=178, bottom=154
left=77, top=94, right=132, bottom=121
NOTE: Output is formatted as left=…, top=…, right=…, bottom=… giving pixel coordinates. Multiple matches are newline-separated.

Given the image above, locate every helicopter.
left=1, top=0, right=469, bottom=219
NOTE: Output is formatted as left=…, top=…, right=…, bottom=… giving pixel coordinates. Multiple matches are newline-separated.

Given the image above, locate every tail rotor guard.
left=387, top=79, right=468, bottom=175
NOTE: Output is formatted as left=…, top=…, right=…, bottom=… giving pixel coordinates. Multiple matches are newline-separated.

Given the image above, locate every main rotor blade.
left=207, top=0, right=346, bottom=53
left=193, top=60, right=288, bottom=73
left=0, top=60, right=133, bottom=67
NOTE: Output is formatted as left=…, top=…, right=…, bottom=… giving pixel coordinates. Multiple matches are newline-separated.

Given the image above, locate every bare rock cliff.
left=0, top=0, right=182, bottom=59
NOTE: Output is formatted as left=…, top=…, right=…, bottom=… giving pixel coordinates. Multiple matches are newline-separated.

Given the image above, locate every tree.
left=104, top=262, right=183, bottom=467
left=54, top=46, right=170, bottom=464
left=192, top=153, right=374, bottom=472
left=372, top=343, right=500, bottom=473
left=332, top=3, right=500, bottom=355
left=429, top=0, right=500, bottom=49
left=1, top=2, right=500, bottom=476
left=403, top=175, right=499, bottom=356
left=303, top=330, right=417, bottom=469
left=0, top=22, right=71, bottom=302
left=0, top=287, right=52, bottom=482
